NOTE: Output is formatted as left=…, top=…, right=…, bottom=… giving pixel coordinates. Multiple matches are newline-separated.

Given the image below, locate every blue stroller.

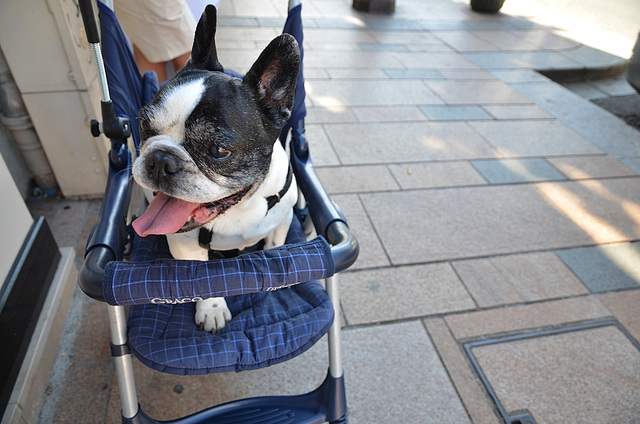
left=77, top=1, right=358, bottom=423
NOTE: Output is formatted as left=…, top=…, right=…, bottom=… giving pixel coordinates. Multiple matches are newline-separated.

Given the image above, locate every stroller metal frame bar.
left=108, top=305, right=140, bottom=419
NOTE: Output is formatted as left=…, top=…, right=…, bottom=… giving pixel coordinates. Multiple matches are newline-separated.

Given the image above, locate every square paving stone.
left=383, top=69, right=444, bottom=80
left=547, top=155, right=637, bottom=180
left=340, top=263, right=476, bottom=325
left=464, top=51, right=581, bottom=70
left=420, top=105, right=493, bottom=121
left=388, top=161, right=487, bottom=190
left=556, top=242, right=640, bottom=293
left=536, top=177, right=640, bottom=244
left=512, top=82, right=640, bottom=159
left=445, top=297, right=612, bottom=341
left=469, top=120, right=603, bottom=157
left=330, top=194, right=390, bottom=270
left=323, top=122, right=498, bottom=164
left=341, top=321, right=471, bottom=424
left=471, top=325, right=640, bottom=424
left=471, top=158, right=566, bottom=184
left=482, top=104, right=552, bottom=119
left=453, top=252, right=588, bottom=307
left=394, top=52, right=481, bottom=69
left=360, top=185, right=591, bottom=264
left=431, top=31, right=501, bottom=52
left=315, top=165, right=400, bottom=194
left=599, top=289, right=640, bottom=343
left=307, top=80, right=442, bottom=107
left=425, top=80, right=531, bottom=104
left=352, top=106, right=428, bottom=122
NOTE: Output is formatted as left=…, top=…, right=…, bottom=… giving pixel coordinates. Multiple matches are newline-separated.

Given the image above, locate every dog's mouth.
left=132, top=188, right=250, bottom=237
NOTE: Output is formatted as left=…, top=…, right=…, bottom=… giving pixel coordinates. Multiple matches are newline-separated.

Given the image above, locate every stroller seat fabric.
left=122, top=218, right=336, bottom=375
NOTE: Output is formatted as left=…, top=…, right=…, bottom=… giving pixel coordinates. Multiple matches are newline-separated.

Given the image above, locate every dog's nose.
left=146, top=150, right=182, bottom=182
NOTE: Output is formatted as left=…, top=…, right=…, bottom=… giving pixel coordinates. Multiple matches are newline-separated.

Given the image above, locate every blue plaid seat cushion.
left=114, top=218, right=336, bottom=374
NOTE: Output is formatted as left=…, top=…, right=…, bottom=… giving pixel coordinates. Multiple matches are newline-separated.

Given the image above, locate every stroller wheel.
left=470, top=0, right=505, bottom=13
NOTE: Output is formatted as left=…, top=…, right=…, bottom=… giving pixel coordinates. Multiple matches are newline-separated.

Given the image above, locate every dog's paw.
left=195, top=298, right=232, bottom=333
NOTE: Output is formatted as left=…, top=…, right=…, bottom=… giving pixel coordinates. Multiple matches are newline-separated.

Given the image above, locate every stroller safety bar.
left=78, top=122, right=359, bottom=302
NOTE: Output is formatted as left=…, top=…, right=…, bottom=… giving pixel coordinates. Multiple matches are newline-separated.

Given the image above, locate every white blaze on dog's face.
left=131, top=4, right=300, bottom=238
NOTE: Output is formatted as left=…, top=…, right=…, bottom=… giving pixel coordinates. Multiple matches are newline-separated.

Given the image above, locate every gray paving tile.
left=469, top=120, right=603, bottom=157
left=536, top=178, right=640, bottom=244
left=453, top=252, right=588, bottom=308
left=307, top=80, right=442, bottom=107
left=340, top=263, right=476, bottom=325
left=388, top=161, right=487, bottom=190
left=302, top=28, right=376, bottom=43
left=330, top=194, right=390, bottom=270
left=369, top=30, right=444, bottom=45
left=352, top=106, right=428, bottom=122
left=562, top=45, right=629, bottom=68
left=464, top=51, right=582, bottom=70
left=621, top=157, right=640, bottom=176
left=342, top=322, right=471, bottom=424
left=432, top=31, right=501, bottom=52
left=315, top=165, right=400, bottom=194
left=305, top=41, right=361, bottom=51
left=358, top=43, right=410, bottom=52
left=472, top=326, right=640, bottom=423
left=512, top=82, right=640, bottom=159
left=307, top=107, right=359, bottom=125
left=490, top=69, right=550, bottom=83
left=323, top=122, right=498, bottom=164
left=437, top=69, right=497, bottom=80
left=473, top=30, right=579, bottom=51
left=304, top=51, right=404, bottom=69
left=304, top=107, right=358, bottom=124
left=599, top=289, right=640, bottom=343
left=383, top=69, right=443, bottom=80
left=305, top=124, right=340, bottom=166
left=420, top=106, right=493, bottom=121
left=405, top=44, right=456, bottom=53
left=556, top=242, right=640, bottom=293
left=482, top=104, right=552, bottom=119
left=425, top=80, right=532, bottom=104
left=326, top=69, right=389, bottom=79
left=471, top=158, right=566, bottom=184
left=445, top=297, right=612, bottom=340
left=361, top=185, right=591, bottom=264
left=394, top=52, right=481, bottom=69
left=547, top=155, right=638, bottom=180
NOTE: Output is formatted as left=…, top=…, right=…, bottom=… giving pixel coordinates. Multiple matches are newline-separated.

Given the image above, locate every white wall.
left=0, top=0, right=110, bottom=198
left=0, top=153, right=33, bottom=286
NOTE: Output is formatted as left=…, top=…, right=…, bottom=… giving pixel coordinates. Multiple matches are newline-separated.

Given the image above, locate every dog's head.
left=132, top=5, right=299, bottom=237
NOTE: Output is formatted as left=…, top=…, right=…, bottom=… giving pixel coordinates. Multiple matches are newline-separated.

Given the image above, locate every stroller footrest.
left=189, top=402, right=326, bottom=424
left=123, top=371, right=348, bottom=424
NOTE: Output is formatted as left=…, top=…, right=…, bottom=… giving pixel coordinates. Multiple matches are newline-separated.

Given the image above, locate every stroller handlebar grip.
left=326, top=221, right=359, bottom=273
left=79, top=245, right=114, bottom=301
left=79, top=0, right=100, bottom=44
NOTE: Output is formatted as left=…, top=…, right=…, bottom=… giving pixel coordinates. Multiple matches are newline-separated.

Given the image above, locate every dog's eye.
left=208, top=145, right=231, bottom=160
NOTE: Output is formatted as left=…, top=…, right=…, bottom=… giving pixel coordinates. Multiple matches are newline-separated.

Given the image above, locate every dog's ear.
left=243, top=34, right=300, bottom=128
left=188, top=5, right=223, bottom=72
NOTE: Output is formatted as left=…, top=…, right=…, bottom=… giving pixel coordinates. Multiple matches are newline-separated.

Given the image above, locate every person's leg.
left=133, top=45, right=168, bottom=82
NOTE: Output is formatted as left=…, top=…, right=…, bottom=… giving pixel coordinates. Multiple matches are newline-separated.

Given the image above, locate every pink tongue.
left=132, top=193, right=202, bottom=237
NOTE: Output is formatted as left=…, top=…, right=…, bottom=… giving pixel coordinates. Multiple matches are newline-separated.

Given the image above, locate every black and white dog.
left=131, top=5, right=299, bottom=333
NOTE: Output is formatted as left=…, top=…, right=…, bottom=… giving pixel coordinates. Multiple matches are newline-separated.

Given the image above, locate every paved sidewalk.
left=34, top=0, right=640, bottom=423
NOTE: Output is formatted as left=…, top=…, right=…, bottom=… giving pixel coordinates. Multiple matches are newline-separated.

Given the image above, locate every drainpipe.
left=0, top=48, right=58, bottom=195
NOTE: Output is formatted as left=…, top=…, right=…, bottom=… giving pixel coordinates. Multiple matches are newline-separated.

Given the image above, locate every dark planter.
left=470, top=0, right=505, bottom=13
